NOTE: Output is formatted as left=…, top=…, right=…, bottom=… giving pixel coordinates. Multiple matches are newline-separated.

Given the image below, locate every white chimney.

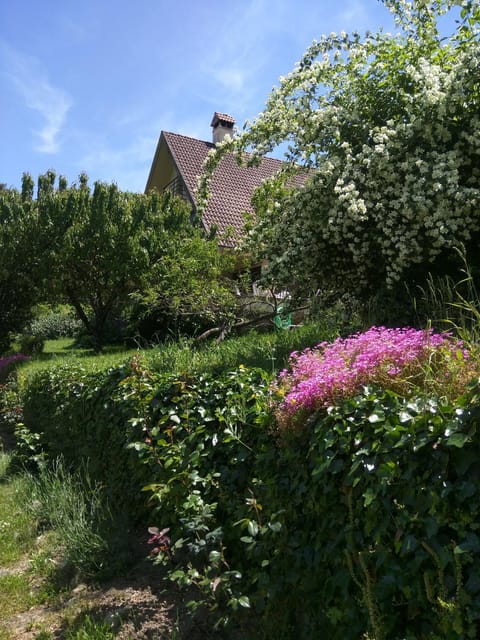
left=210, top=112, right=235, bottom=145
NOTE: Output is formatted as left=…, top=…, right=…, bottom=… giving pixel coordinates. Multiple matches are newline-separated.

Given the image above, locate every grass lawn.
left=17, top=337, right=140, bottom=381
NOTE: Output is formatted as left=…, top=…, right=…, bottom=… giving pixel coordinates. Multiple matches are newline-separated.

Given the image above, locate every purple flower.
left=0, top=353, right=30, bottom=371
left=272, top=326, right=466, bottom=424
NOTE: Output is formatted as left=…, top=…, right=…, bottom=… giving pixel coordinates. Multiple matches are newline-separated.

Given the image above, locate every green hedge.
left=21, top=361, right=158, bottom=519
left=244, top=386, right=480, bottom=639
left=124, top=374, right=480, bottom=639
left=17, top=357, right=480, bottom=638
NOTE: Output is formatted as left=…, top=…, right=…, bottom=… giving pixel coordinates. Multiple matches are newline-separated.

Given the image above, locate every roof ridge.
left=163, top=130, right=285, bottom=166
left=163, top=130, right=283, bottom=169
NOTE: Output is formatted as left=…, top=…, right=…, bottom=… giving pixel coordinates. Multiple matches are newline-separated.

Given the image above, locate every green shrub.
left=20, top=361, right=154, bottom=524
left=19, top=355, right=274, bottom=598
left=131, top=325, right=480, bottom=638
left=27, top=309, right=82, bottom=340
left=253, top=386, right=480, bottom=638
left=136, top=378, right=480, bottom=639
left=136, top=365, right=273, bottom=618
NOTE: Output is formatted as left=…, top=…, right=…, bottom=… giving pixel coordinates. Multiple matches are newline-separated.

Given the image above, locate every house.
left=145, top=112, right=289, bottom=248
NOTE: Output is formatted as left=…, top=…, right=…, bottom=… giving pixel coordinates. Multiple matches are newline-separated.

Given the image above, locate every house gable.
left=145, top=132, right=191, bottom=203
left=145, top=114, right=296, bottom=248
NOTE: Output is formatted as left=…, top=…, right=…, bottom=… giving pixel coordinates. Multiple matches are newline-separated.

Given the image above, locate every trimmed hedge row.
left=17, top=356, right=480, bottom=638
left=20, top=359, right=166, bottom=519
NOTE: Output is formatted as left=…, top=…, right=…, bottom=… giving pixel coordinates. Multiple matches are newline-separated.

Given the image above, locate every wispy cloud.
left=76, top=129, right=160, bottom=192
left=65, top=105, right=211, bottom=193
left=0, top=42, right=72, bottom=153
left=197, top=0, right=281, bottom=113
left=336, top=0, right=375, bottom=31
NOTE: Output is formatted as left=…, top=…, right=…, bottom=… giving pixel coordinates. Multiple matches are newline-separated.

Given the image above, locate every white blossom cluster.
left=198, top=1, right=480, bottom=299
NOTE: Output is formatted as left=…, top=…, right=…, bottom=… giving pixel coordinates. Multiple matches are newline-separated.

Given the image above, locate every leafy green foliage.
left=33, top=172, right=203, bottom=351
left=0, top=178, right=40, bottom=352
left=14, top=322, right=480, bottom=637
left=127, top=367, right=480, bottom=638
left=20, top=361, right=152, bottom=520
left=2, top=170, right=236, bottom=353
left=27, top=307, right=82, bottom=340
left=131, top=364, right=273, bottom=625
left=130, top=232, right=237, bottom=341
left=247, top=385, right=480, bottom=638
left=125, top=341, right=477, bottom=638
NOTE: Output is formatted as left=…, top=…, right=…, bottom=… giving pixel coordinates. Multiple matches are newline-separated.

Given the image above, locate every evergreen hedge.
left=16, top=351, right=480, bottom=638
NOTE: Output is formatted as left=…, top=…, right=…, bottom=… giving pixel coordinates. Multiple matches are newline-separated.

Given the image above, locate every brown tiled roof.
left=163, top=131, right=288, bottom=247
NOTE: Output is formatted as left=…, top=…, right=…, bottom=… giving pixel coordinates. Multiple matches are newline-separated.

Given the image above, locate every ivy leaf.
left=247, top=520, right=259, bottom=537
left=454, top=533, right=480, bottom=554
left=363, top=488, right=376, bottom=507
left=399, top=411, right=412, bottom=423
left=238, top=595, right=251, bottom=608
left=445, top=432, right=469, bottom=448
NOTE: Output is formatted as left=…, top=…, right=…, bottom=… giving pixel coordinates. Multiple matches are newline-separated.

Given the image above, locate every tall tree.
left=0, top=177, right=39, bottom=352
left=34, top=172, right=235, bottom=350
left=199, top=0, right=480, bottom=322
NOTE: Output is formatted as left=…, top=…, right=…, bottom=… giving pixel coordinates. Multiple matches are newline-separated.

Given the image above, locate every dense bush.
left=136, top=329, right=480, bottom=638
left=17, top=357, right=274, bottom=584
left=242, top=384, right=480, bottom=639
left=27, top=309, right=82, bottom=340
left=20, top=361, right=155, bottom=521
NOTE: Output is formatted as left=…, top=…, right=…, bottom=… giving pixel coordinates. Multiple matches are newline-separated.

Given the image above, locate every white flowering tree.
left=199, top=0, right=480, bottom=319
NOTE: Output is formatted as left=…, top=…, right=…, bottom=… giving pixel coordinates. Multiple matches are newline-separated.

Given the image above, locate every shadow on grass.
left=40, top=340, right=129, bottom=359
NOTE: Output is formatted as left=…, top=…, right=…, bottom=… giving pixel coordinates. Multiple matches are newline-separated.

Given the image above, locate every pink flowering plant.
left=272, top=326, right=478, bottom=431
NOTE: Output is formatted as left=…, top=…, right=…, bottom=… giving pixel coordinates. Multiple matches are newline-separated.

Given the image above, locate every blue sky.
left=0, top=0, right=398, bottom=193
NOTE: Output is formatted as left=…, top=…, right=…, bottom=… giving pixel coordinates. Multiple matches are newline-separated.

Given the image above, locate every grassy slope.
left=19, top=320, right=343, bottom=383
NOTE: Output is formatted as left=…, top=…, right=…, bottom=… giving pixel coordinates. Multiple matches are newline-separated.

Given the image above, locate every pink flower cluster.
left=274, top=326, right=465, bottom=417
